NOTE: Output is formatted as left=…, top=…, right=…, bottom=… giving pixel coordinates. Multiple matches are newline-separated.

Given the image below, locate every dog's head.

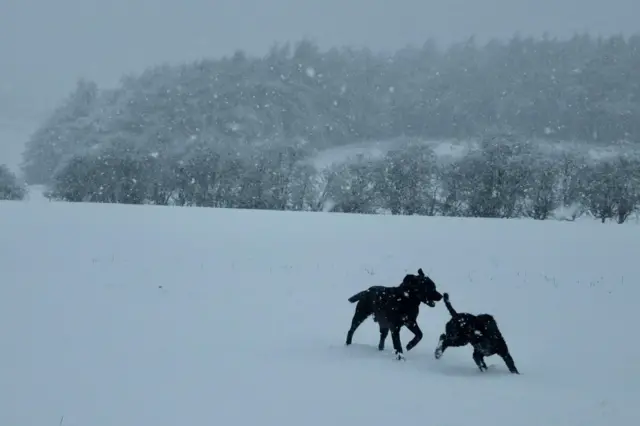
left=402, top=268, right=443, bottom=307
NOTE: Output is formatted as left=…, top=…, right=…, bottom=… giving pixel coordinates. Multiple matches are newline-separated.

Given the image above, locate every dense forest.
left=18, top=34, right=640, bottom=222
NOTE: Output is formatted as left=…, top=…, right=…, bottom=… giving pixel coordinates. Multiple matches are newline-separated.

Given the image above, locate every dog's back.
left=468, top=314, right=509, bottom=355
left=443, top=313, right=478, bottom=346
left=442, top=293, right=478, bottom=345
left=347, top=285, right=388, bottom=304
left=348, top=284, right=421, bottom=326
left=376, top=286, right=421, bottom=323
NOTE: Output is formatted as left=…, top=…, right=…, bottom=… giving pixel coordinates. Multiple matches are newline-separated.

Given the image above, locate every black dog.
left=434, top=292, right=519, bottom=374
left=345, top=268, right=443, bottom=360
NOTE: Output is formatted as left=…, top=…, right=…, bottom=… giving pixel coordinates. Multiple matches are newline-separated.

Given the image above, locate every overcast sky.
left=1, top=0, right=638, bottom=170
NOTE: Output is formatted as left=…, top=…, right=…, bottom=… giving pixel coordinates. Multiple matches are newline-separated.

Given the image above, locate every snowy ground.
left=1, top=199, right=639, bottom=426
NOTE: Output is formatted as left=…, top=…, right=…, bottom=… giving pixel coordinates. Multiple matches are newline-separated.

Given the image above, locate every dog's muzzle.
left=425, top=300, right=436, bottom=307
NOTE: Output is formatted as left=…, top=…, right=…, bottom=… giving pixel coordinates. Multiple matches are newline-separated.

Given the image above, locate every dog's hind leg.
left=472, top=349, right=488, bottom=372
left=498, top=349, right=520, bottom=374
left=404, top=321, right=423, bottom=351
left=483, top=317, right=519, bottom=374
left=345, top=301, right=371, bottom=345
left=378, top=325, right=389, bottom=351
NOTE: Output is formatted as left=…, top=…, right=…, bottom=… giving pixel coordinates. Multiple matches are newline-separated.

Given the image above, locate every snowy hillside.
left=1, top=200, right=639, bottom=426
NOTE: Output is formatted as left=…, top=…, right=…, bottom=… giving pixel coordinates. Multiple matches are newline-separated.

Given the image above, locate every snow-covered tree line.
left=0, top=165, right=26, bottom=200
left=19, top=34, right=640, bottom=222
left=43, top=133, right=640, bottom=223
left=321, top=136, right=640, bottom=223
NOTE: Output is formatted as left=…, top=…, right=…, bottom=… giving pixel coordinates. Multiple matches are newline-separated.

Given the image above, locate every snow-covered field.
left=1, top=198, right=639, bottom=426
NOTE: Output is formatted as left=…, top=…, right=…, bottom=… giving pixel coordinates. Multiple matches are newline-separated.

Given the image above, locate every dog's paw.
left=394, top=351, right=406, bottom=361
left=434, top=340, right=445, bottom=359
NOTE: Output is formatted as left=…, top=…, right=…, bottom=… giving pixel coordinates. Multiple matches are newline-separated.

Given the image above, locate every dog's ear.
left=418, top=268, right=424, bottom=277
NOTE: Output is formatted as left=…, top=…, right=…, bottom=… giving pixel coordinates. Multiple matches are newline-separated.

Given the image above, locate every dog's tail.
left=348, top=289, right=369, bottom=303
left=442, top=293, right=458, bottom=317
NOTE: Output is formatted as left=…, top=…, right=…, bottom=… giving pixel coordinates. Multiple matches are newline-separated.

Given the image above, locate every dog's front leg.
left=390, top=327, right=405, bottom=360
left=472, top=349, right=488, bottom=372
left=404, top=321, right=423, bottom=351
left=434, top=334, right=448, bottom=359
left=378, top=326, right=389, bottom=350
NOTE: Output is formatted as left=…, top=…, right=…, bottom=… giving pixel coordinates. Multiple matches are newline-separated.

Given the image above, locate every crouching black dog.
left=345, top=268, right=443, bottom=360
left=434, top=292, right=519, bottom=374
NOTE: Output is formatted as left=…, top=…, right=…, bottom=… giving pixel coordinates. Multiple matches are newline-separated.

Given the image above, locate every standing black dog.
left=345, top=268, right=443, bottom=360
left=434, top=292, right=519, bottom=374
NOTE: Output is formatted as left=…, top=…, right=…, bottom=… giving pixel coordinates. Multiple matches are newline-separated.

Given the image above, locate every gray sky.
left=1, top=0, right=638, bottom=171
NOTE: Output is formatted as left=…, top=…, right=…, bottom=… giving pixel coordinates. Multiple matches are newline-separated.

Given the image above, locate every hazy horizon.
left=1, top=0, right=638, bottom=172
